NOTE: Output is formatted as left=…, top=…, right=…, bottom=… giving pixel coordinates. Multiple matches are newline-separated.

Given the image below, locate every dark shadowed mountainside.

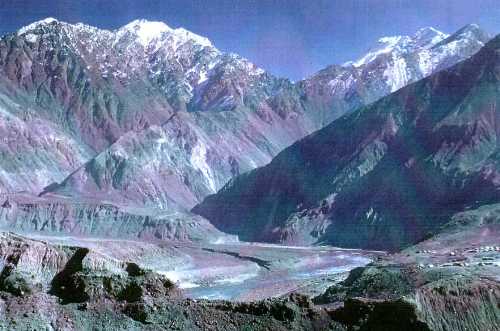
left=194, top=34, right=500, bottom=251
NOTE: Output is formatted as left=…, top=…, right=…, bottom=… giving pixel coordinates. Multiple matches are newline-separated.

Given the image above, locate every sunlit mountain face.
left=0, top=15, right=498, bottom=331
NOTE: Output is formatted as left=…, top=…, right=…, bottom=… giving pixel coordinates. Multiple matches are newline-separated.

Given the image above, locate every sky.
left=1, top=0, right=500, bottom=80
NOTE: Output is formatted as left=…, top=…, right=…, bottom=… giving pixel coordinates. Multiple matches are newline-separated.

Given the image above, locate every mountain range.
left=0, top=18, right=493, bottom=244
left=0, top=17, right=499, bottom=330
left=195, top=33, right=500, bottom=251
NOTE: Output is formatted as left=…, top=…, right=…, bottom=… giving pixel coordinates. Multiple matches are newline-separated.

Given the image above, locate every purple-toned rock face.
left=0, top=18, right=491, bottom=241
left=194, top=35, right=500, bottom=251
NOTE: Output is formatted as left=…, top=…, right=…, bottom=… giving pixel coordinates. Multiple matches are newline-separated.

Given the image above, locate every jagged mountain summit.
left=0, top=18, right=491, bottom=241
left=0, top=17, right=286, bottom=204
left=194, top=34, right=500, bottom=251
left=299, top=24, right=489, bottom=125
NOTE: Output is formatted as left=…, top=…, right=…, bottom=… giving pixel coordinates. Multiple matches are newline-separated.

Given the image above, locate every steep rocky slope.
left=0, top=85, right=93, bottom=193
left=53, top=24, right=488, bottom=211
left=0, top=18, right=282, bottom=199
left=0, top=19, right=488, bottom=213
left=194, top=34, right=500, bottom=251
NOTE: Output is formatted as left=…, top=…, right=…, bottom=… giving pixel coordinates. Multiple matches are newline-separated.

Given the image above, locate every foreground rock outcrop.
left=316, top=265, right=499, bottom=331
left=314, top=215, right=500, bottom=331
left=0, top=228, right=497, bottom=330
left=0, top=232, right=344, bottom=330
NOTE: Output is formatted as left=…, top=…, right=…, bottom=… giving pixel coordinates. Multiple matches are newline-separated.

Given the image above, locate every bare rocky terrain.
left=0, top=212, right=497, bottom=331
left=315, top=204, right=500, bottom=331
left=0, top=17, right=498, bottom=330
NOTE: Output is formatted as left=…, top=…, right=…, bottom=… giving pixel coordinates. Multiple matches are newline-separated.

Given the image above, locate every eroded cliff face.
left=0, top=194, right=232, bottom=243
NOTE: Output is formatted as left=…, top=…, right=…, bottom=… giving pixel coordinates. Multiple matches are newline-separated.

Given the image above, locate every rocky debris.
left=176, top=294, right=344, bottom=331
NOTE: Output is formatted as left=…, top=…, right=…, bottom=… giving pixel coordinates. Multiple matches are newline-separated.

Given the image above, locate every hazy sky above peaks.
left=1, top=0, right=499, bottom=80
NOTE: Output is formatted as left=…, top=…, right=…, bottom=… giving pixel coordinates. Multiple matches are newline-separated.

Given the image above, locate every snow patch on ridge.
left=383, top=56, right=409, bottom=92
left=350, top=27, right=450, bottom=69
left=173, top=27, right=212, bottom=48
left=353, top=36, right=404, bottom=67
left=24, top=33, right=38, bottom=43
left=120, top=19, right=171, bottom=46
left=190, top=143, right=217, bottom=192
left=18, top=17, right=58, bottom=35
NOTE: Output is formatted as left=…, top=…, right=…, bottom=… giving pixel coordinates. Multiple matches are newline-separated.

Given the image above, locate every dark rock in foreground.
left=314, top=217, right=500, bottom=331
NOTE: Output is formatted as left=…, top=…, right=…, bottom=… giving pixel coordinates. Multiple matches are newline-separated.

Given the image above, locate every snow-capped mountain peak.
left=17, top=17, right=59, bottom=35
left=315, top=24, right=488, bottom=112
left=413, top=26, right=449, bottom=48
left=352, top=35, right=406, bottom=67
left=351, top=27, right=450, bottom=68
left=443, top=23, right=489, bottom=47
left=119, top=19, right=172, bottom=46
left=117, top=19, right=213, bottom=50
left=172, top=27, right=213, bottom=48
